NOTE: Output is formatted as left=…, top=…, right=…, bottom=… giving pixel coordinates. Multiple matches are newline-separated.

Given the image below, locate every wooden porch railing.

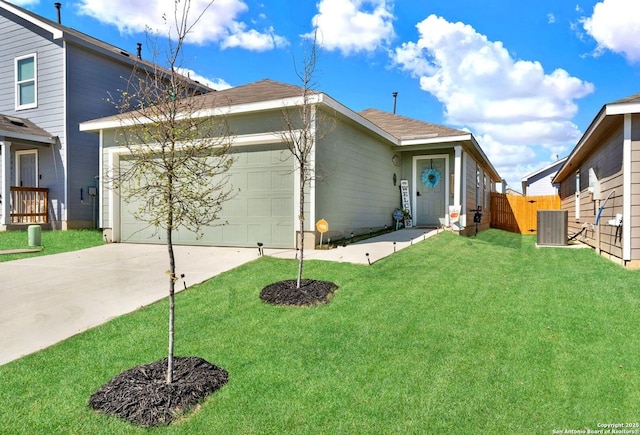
left=10, top=187, right=49, bottom=224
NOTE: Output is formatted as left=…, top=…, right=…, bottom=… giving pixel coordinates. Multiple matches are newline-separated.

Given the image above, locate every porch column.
left=0, top=140, right=10, bottom=226
left=453, top=145, right=462, bottom=206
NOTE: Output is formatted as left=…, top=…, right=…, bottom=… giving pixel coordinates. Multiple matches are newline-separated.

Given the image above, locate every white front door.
left=16, top=150, right=38, bottom=187
left=414, top=155, right=449, bottom=226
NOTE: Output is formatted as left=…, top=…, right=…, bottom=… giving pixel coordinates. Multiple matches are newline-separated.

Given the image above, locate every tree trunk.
left=296, top=169, right=305, bottom=289
left=166, top=189, right=176, bottom=384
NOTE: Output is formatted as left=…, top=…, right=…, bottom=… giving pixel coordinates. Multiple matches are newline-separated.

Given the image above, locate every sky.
left=12, top=0, right=640, bottom=190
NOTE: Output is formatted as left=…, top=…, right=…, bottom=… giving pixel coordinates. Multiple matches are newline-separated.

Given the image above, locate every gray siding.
left=315, top=118, right=399, bottom=239
left=525, top=166, right=561, bottom=196
left=0, top=9, right=65, bottom=224
left=65, top=43, right=134, bottom=226
left=559, top=123, right=624, bottom=258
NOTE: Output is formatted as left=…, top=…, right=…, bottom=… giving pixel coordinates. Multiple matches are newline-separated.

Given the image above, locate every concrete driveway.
left=0, top=228, right=437, bottom=366
left=0, top=243, right=261, bottom=365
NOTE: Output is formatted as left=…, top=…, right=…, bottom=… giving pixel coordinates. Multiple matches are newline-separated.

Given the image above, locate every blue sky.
left=13, top=0, right=640, bottom=189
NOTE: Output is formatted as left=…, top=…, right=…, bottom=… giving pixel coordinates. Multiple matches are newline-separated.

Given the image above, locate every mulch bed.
left=260, top=279, right=338, bottom=306
left=88, top=356, right=228, bottom=427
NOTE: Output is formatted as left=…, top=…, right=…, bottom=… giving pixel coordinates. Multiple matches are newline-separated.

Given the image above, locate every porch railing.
left=10, top=187, right=49, bottom=224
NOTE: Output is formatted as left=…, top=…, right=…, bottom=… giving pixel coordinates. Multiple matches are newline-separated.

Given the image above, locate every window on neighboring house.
left=16, top=54, right=37, bottom=109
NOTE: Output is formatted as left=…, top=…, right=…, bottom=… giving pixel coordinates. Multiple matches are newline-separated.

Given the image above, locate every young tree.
left=108, top=0, right=235, bottom=383
left=279, top=34, right=333, bottom=289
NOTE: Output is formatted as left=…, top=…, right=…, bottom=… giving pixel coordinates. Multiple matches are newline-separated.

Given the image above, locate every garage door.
left=120, top=144, right=294, bottom=248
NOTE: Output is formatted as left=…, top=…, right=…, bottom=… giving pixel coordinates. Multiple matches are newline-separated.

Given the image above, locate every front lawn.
left=0, top=229, right=638, bottom=433
left=0, top=229, right=104, bottom=262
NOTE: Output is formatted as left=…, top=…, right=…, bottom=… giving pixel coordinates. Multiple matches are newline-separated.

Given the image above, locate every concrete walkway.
left=0, top=228, right=437, bottom=365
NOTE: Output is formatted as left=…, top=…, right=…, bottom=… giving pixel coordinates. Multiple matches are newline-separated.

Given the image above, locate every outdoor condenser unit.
left=537, top=210, right=568, bottom=246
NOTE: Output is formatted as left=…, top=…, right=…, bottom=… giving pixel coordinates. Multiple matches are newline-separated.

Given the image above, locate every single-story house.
left=80, top=79, right=501, bottom=248
left=521, top=157, right=567, bottom=196
left=553, top=92, right=640, bottom=268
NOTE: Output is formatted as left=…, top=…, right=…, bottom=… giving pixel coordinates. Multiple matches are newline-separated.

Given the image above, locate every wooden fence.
left=490, top=192, right=560, bottom=234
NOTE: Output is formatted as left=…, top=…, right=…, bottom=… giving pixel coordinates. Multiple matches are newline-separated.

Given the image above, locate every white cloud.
left=11, top=0, right=40, bottom=5
left=392, top=14, right=593, bottom=188
left=308, top=0, right=395, bottom=55
left=77, top=0, right=288, bottom=51
left=581, top=0, right=640, bottom=62
left=547, top=13, right=556, bottom=24
left=176, top=68, right=232, bottom=90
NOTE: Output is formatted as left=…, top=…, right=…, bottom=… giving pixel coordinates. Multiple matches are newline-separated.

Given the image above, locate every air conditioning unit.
left=537, top=210, right=568, bottom=246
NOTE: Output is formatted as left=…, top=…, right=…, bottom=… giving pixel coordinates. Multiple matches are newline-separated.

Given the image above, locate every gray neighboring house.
left=0, top=0, right=209, bottom=230
left=553, top=92, right=640, bottom=268
left=80, top=79, right=502, bottom=248
left=521, top=157, right=566, bottom=196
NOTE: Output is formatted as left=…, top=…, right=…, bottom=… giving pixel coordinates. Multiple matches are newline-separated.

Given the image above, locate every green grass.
left=0, top=229, right=639, bottom=433
left=0, top=229, right=104, bottom=262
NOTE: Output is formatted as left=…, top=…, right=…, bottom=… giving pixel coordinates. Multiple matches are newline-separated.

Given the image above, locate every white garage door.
left=120, top=144, right=294, bottom=248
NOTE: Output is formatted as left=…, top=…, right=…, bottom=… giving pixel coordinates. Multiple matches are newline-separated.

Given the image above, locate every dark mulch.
left=260, top=279, right=338, bottom=306
left=88, top=356, right=228, bottom=427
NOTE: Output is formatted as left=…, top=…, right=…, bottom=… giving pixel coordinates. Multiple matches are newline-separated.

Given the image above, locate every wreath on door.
left=421, top=160, right=441, bottom=188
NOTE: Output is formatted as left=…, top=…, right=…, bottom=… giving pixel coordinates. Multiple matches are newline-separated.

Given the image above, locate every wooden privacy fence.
left=490, top=192, right=560, bottom=234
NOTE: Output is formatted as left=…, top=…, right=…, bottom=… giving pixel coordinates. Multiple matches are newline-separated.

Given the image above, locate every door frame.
left=412, top=154, right=450, bottom=226
left=15, top=149, right=38, bottom=187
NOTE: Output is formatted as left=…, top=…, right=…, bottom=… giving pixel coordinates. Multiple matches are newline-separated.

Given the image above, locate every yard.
left=0, top=229, right=638, bottom=433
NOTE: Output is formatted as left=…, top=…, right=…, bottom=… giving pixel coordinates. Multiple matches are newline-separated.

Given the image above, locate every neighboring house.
left=553, top=92, right=640, bottom=268
left=521, top=157, right=567, bottom=196
left=0, top=0, right=209, bottom=230
left=80, top=79, right=501, bottom=248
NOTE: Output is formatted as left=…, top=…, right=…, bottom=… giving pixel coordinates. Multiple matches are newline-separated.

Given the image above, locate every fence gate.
left=490, top=193, right=560, bottom=234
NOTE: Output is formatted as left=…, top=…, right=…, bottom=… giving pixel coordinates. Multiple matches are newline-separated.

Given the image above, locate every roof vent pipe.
left=392, top=91, right=398, bottom=114
left=54, top=2, right=61, bottom=24
left=137, top=43, right=142, bottom=59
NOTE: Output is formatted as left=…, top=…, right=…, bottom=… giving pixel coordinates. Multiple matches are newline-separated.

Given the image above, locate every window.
left=16, top=54, right=37, bottom=109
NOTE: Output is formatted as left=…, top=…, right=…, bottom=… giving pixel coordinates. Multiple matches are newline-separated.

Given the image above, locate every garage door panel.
left=120, top=145, right=294, bottom=248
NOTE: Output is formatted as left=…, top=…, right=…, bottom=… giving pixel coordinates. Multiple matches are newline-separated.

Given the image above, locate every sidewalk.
left=268, top=228, right=440, bottom=264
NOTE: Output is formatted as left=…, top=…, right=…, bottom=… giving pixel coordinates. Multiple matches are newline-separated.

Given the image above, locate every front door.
left=16, top=150, right=38, bottom=187
left=415, top=156, right=446, bottom=226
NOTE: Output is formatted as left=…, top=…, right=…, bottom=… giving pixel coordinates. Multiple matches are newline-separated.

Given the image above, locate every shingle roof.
left=358, top=108, right=468, bottom=140
left=195, top=79, right=307, bottom=107
left=610, top=93, right=640, bottom=105
left=0, top=114, right=54, bottom=142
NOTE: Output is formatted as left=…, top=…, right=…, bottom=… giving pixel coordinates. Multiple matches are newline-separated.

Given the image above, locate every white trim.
left=0, top=141, right=11, bottom=225
left=401, top=134, right=472, bottom=147
left=461, top=152, right=467, bottom=227
left=623, top=114, right=632, bottom=261
left=15, top=53, right=38, bottom=110
left=412, top=154, right=450, bottom=226
left=453, top=145, right=462, bottom=206
left=62, top=40, right=68, bottom=223
left=0, top=1, right=63, bottom=39
left=606, top=102, right=640, bottom=116
left=15, top=149, right=38, bottom=187
left=98, top=133, right=104, bottom=229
